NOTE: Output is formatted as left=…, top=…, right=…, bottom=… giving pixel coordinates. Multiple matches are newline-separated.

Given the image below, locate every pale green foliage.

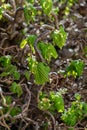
left=34, top=62, right=50, bottom=85
left=0, top=7, right=3, bottom=19
left=20, top=38, right=27, bottom=49
left=38, top=91, right=64, bottom=112
left=65, top=60, right=84, bottom=78
left=27, top=56, right=37, bottom=73
left=38, top=42, right=58, bottom=62
left=61, top=94, right=87, bottom=126
left=27, top=57, right=50, bottom=84
left=64, top=0, right=78, bottom=16
left=49, top=91, right=64, bottom=112
left=0, top=3, right=11, bottom=19
left=20, top=35, right=36, bottom=53
left=20, top=1, right=67, bottom=85
left=24, top=70, right=30, bottom=80
left=40, top=0, right=53, bottom=15
left=26, top=0, right=34, bottom=4
left=27, top=58, right=50, bottom=84
left=52, top=26, right=67, bottom=49
left=24, top=3, right=36, bottom=24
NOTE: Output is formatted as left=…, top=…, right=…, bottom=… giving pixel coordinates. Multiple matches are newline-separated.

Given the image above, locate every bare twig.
left=51, top=12, right=59, bottom=30
left=2, top=12, right=14, bottom=22
left=44, top=111, right=56, bottom=130
left=9, top=0, right=16, bottom=11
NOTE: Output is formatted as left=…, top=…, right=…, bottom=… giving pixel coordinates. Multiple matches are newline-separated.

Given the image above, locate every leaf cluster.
left=61, top=93, right=87, bottom=127
left=38, top=91, right=64, bottom=113
left=0, top=55, right=20, bottom=80
left=65, top=60, right=84, bottom=78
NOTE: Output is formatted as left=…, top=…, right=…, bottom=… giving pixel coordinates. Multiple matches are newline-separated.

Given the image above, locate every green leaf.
left=27, top=56, right=37, bottom=73
left=26, top=0, right=34, bottom=4
left=0, top=55, right=12, bottom=67
left=27, top=35, right=37, bottom=46
left=24, top=3, right=36, bottom=24
left=0, top=71, right=10, bottom=77
left=27, top=35, right=37, bottom=53
left=38, top=97, right=51, bottom=110
left=0, top=64, right=20, bottom=80
left=82, top=102, right=87, bottom=114
left=10, top=82, right=23, bottom=97
left=10, top=107, right=21, bottom=117
left=24, top=70, right=30, bottom=80
left=65, top=60, right=84, bottom=78
left=40, top=0, right=53, bottom=15
left=38, top=42, right=58, bottom=62
left=61, top=109, right=77, bottom=126
left=52, top=26, right=67, bottom=49
left=61, top=93, right=87, bottom=127
left=0, top=7, right=3, bottom=19
left=20, top=38, right=27, bottom=49
left=50, top=92, right=64, bottom=112
left=38, top=92, right=51, bottom=110
left=74, top=93, right=81, bottom=101
left=34, top=62, right=50, bottom=85
left=13, top=71, right=20, bottom=80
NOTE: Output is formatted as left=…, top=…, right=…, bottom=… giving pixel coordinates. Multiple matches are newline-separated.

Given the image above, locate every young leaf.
left=0, top=7, right=3, bottom=19
left=50, top=92, right=64, bottom=112
left=38, top=97, right=51, bottom=110
left=26, top=0, right=34, bottom=4
left=20, top=38, right=27, bottom=49
left=52, top=26, right=67, bottom=49
left=74, top=93, right=81, bottom=101
left=61, top=94, right=87, bottom=127
left=38, top=42, right=58, bottom=62
left=27, top=35, right=37, bottom=53
left=65, top=60, right=84, bottom=78
left=61, top=109, right=77, bottom=126
left=0, top=55, right=12, bottom=67
left=27, top=56, right=37, bottom=73
left=10, top=107, right=21, bottom=117
left=27, top=35, right=37, bottom=46
left=24, top=3, right=36, bottom=24
left=24, top=70, right=30, bottom=80
left=0, top=64, right=20, bottom=80
left=34, top=62, right=50, bottom=85
left=13, top=71, right=20, bottom=80
left=40, top=0, right=53, bottom=15
left=10, top=82, right=23, bottom=97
